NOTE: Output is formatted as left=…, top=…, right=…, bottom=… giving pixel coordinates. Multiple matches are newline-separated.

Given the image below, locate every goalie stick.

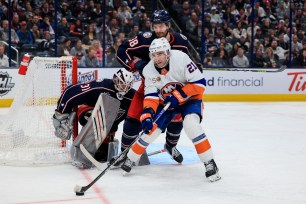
left=80, top=145, right=166, bottom=171
left=74, top=102, right=171, bottom=196
left=201, top=65, right=287, bottom=73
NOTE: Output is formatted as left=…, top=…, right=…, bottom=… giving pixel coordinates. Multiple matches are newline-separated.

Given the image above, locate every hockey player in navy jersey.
left=52, top=69, right=135, bottom=167
left=116, top=10, right=190, bottom=164
left=121, top=38, right=221, bottom=182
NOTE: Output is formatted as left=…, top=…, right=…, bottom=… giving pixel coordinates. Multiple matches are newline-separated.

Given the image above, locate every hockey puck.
left=76, top=192, right=85, bottom=196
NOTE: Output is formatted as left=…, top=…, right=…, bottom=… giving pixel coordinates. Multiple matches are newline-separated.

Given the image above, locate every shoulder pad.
left=142, top=32, right=153, bottom=38
left=180, top=33, right=188, bottom=40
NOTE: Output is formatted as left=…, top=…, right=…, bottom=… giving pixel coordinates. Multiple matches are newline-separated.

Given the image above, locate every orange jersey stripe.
left=143, top=98, right=159, bottom=112
left=195, top=139, right=211, bottom=154
left=131, top=142, right=146, bottom=155
left=182, top=84, right=205, bottom=99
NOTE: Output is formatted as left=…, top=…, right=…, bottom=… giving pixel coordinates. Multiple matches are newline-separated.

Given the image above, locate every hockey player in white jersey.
left=121, top=37, right=221, bottom=182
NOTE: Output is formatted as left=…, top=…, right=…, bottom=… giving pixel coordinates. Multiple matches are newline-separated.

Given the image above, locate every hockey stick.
left=80, top=146, right=166, bottom=171
left=201, top=65, right=286, bottom=73
left=74, top=102, right=171, bottom=195
left=147, top=149, right=166, bottom=156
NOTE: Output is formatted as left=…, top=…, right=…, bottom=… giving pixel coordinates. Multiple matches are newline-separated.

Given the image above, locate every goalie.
left=52, top=68, right=135, bottom=168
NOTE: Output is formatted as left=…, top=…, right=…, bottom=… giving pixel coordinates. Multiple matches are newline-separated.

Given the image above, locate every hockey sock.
left=166, top=122, right=182, bottom=148
left=121, top=117, right=142, bottom=152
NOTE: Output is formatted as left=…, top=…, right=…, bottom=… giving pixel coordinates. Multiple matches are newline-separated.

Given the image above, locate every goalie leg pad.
left=70, top=119, right=97, bottom=168
left=52, top=111, right=76, bottom=140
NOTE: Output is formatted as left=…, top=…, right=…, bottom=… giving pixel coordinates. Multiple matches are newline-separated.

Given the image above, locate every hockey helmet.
left=113, top=68, right=134, bottom=95
left=150, top=10, right=171, bottom=24
left=149, top=37, right=171, bottom=57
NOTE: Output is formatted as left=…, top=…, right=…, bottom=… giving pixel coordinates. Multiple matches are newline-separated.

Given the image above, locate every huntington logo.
left=0, top=72, right=15, bottom=96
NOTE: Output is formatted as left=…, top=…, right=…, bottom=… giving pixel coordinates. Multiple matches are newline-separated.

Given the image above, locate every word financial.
left=207, top=77, right=263, bottom=87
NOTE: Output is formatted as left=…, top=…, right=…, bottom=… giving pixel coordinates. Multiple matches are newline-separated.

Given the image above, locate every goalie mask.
left=113, top=69, right=134, bottom=100
left=149, top=37, right=171, bottom=68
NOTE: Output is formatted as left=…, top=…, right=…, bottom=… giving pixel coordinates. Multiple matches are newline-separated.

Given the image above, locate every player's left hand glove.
left=129, top=57, right=147, bottom=72
left=164, top=89, right=187, bottom=109
left=140, top=108, right=155, bottom=134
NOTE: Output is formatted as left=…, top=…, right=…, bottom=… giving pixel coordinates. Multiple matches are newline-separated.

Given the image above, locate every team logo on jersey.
left=143, top=32, right=152, bottom=38
left=180, top=34, right=187, bottom=40
left=160, top=82, right=184, bottom=99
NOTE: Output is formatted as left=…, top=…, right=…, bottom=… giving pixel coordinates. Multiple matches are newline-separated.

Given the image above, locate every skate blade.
left=208, top=173, right=221, bottom=182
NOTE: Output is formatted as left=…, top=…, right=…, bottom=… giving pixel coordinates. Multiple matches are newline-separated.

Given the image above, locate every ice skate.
left=121, top=157, right=135, bottom=173
left=164, top=144, right=183, bottom=163
left=204, top=159, right=221, bottom=182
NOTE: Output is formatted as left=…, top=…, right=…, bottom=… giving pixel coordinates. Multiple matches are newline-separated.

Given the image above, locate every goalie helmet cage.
left=0, top=56, right=78, bottom=166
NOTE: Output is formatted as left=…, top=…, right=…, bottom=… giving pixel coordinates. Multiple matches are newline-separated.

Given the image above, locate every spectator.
left=11, top=13, right=20, bottom=31
left=70, top=39, right=86, bottom=62
left=31, top=24, right=42, bottom=42
left=106, top=38, right=122, bottom=67
left=82, top=23, right=98, bottom=46
left=232, top=21, right=247, bottom=40
left=0, top=44, right=9, bottom=67
left=70, top=19, right=84, bottom=39
left=253, top=48, right=265, bottom=67
left=271, top=39, right=287, bottom=60
left=209, top=6, right=222, bottom=24
left=264, top=47, right=279, bottom=68
left=186, top=12, right=198, bottom=33
left=232, top=47, right=249, bottom=67
left=40, top=31, right=54, bottom=51
left=57, top=38, right=71, bottom=56
left=127, top=25, right=140, bottom=39
left=295, top=49, right=306, bottom=68
left=0, top=20, right=20, bottom=46
left=212, top=49, right=230, bottom=67
left=17, top=21, right=33, bottom=45
left=79, top=46, right=98, bottom=67
left=206, top=34, right=218, bottom=54
left=39, top=15, right=55, bottom=37
left=132, top=0, right=145, bottom=16
left=91, top=40, right=103, bottom=66
left=58, top=17, right=70, bottom=38
left=118, top=1, right=132, bottom=31
left=90, top=3, right=103, bottom=21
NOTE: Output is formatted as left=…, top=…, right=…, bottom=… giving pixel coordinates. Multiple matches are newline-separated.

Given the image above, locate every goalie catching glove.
left=52, top=110, right=76, bottom=140
left=140, top=108, right=155, bottom=134
left=164, top=88, right=188, bottom=109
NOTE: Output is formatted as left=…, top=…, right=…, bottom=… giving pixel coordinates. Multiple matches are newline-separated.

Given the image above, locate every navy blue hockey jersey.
left=116, top=31, right=189, bottom=72
left=56, top=79, right=135, bottom=132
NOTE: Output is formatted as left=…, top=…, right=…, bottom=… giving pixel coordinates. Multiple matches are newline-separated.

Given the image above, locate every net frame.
left=0, top=56, right=78, bottom=166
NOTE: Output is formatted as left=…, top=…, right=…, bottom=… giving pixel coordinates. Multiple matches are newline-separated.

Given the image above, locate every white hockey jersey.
left=142, top=50, right=206, bottom=112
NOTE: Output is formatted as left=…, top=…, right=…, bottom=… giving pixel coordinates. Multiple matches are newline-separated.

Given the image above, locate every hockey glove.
left=140, top=108, right=155, bottom=134
left=52, top=111, right=76, bottom=140
left=129, top=57, right=147, bottom=72
left=164, top=89, right=188, bottom=109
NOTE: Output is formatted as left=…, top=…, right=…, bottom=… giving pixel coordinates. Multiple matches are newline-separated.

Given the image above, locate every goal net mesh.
left=0, top=56, right=77, bottom=166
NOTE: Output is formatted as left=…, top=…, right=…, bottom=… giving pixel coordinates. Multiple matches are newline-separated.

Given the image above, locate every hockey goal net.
left=0, top=56, right=78, bottom=166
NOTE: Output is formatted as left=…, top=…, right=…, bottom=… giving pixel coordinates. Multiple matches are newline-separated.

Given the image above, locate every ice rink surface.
left=1, top=102, right=306, bottom=204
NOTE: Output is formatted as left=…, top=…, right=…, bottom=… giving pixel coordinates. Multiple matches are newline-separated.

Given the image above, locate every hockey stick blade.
left=73, top=102, right=171, bottom=195
left=80, top=144, right=104, bottom=171
left=202, top=65, right=286, bottom=73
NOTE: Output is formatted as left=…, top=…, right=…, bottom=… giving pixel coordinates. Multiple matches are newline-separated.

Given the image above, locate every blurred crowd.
left=165, top=0, right=306, bottom=68
left=0, top=0, right=305, bottom=68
